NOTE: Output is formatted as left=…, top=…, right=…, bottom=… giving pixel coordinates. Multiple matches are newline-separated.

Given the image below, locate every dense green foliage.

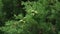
left=0, top=0, right=60, bottom=34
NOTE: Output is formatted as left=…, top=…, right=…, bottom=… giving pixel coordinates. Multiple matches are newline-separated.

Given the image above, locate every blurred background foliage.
left=0, top=0, right=60, bottom=34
